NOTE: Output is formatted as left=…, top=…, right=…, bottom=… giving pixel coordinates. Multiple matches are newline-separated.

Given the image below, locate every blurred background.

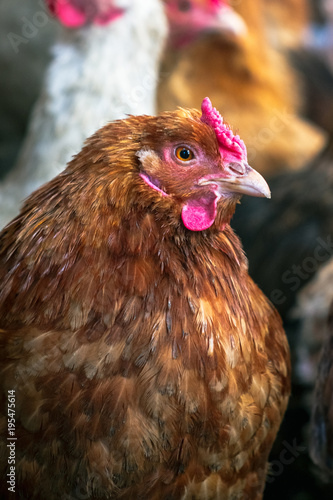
left=1, top=0, right=333, bottom=498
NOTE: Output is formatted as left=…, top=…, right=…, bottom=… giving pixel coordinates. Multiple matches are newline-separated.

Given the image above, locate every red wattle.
left=181, top=192, right=218, bottom=231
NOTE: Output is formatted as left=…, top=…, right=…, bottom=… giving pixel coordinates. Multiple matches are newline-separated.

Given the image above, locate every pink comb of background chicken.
left=208, top=0, right=233, bottom=13
left=47, top=0, right=125, bottom=28
left=47, top=0, right=85, bottom=27
left=201, top=97, right=247, bottom=164
left=210, top=0, right=224, bottom=7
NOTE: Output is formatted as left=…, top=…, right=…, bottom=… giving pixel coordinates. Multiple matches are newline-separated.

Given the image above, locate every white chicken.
left=0, top=0, right=167, bottom=229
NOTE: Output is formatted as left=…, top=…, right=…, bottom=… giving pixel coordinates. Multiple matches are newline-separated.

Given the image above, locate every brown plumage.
left=0, top=101, right=290, bottom=499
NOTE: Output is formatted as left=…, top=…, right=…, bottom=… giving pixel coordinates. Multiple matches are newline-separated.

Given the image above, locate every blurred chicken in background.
left=296, top=250, right=333, bottom=481
left=0, top=0, right=168, bottom=229
left=296, top=257, right=333, bottom=387
left=291, top=0, right=333, bottom=135
left=310, top=299, right=333, bottom=482
left=158, top=0, right=326, bottom=176
left=263, top=0, right=310, bottom=49
left=305, top=0, right=333, bottom=71
left=295, top=256, right=333, bottom=482
left=165, top=0, right=247, bottom=47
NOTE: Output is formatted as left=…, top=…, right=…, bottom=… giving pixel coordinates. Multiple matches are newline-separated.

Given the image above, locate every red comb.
left=200, top=97, right=247, bottom=163
left=46, top=0, right=125, bottom=28
left=47, top=0, right=85, bottom=27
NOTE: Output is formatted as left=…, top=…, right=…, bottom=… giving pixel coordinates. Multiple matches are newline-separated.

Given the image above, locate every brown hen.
left=0, top=98, right=290, bottom=499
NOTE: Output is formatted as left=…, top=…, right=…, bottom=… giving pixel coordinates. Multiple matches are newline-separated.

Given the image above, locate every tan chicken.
left=158, top=0, right=325, bottom=176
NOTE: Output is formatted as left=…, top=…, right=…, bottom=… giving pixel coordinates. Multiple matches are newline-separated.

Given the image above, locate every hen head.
left=136, top=97, right=269, bottom=231
left=46, top=0, right=125, bottom=27
left=17, top=98, right=269, bottom=242
left=164, top=0, right=247, bottom=47
left=71, top=97, right=269, bottom=235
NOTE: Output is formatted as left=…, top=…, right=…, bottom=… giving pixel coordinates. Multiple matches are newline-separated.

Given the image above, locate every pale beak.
left=217, top=5, right=247, bottom=38
left=198, top=162, right=271, bottom=199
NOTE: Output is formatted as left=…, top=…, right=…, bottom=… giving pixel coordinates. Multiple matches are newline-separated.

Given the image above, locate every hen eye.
left=175, top=146, right=194, bottom=162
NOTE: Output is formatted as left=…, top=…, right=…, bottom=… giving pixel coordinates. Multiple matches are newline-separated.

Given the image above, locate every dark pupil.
left=180, top=148, right=191, bottom=160
left=178, top=1, right=191, bottom=12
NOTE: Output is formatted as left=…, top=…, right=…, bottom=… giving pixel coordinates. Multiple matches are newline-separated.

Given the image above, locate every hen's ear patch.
left=137, top=149, right=161, bottom=173
left=137, top=149, right=169, bottom=197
